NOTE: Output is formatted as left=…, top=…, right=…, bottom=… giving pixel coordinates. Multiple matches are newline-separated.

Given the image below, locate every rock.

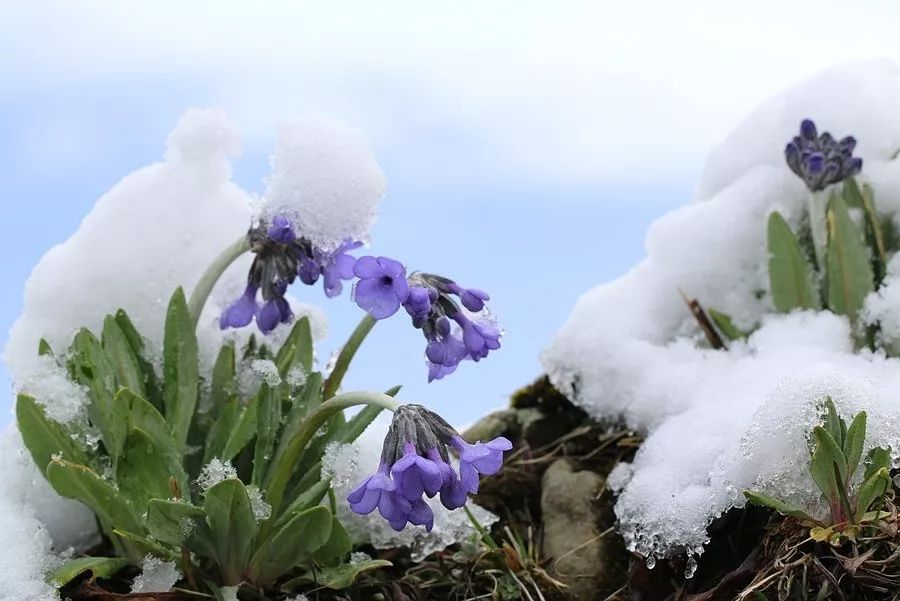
left=541, top=459, right=608, bottom=601
left=461, top=408, right=522, bottom=443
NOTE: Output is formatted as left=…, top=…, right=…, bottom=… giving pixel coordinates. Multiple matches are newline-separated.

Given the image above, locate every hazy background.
left=4, top=1, right=900, bottom=426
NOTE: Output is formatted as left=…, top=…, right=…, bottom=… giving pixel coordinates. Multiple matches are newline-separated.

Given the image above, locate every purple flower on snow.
left=353, top=256, right=410, bottom=318
left=785, top=119, right=862, bottom=191
left=347, top=463, right=411, bottom=531
left=391, top=442, right=443, bottom=500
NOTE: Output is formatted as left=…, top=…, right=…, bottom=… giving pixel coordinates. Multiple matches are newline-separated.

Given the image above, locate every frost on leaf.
left=130, top=555, right=180, bottom=593
left=196, top=458, right=238, bottom=491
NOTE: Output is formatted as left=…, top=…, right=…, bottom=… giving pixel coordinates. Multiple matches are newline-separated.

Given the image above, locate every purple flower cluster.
left=347, top=404, right=511, bottom=531
left=785, top=119, right=862, bottom=192
left=220, top=215, right=360, bottom=333
left=352, top=260, right=501, bottom=381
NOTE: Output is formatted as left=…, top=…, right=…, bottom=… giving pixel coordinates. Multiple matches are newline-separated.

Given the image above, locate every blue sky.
left=4, top=1, right=900, bottom=426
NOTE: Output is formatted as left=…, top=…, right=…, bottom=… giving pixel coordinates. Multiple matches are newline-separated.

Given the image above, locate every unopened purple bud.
left=298, top=256, right=320, bottom=285
left=800, top=119, right=817, bottom=140
left=807, top=152, right=825, bottom=174
left=460, top=288, right=490, bottom=312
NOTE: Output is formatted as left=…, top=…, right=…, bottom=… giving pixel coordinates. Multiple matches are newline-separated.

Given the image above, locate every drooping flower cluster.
left=352, top=260, right=501, bottom=381
left=785, top=119, right=862, bottom=192
left=347, top=404, right=511, bottom=531
left=220, top=216, right=501, bottom=380
left=220, top=215, right=359, bottom=333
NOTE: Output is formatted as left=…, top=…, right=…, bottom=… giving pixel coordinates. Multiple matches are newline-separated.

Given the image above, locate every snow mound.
left=263, top=115, right=386, bottom=251
left=328, top=415, right=498, bottom=561
left=130, top=555, right=180, bottom=593
left=542, top=60, right=900, bottom=561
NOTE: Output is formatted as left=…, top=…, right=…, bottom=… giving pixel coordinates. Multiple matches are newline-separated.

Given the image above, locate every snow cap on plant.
left=785, top=119, right=862, bottom=191
left=347, top=404, right=511, bottom=531
left=352, top=262, right=502, bottom=381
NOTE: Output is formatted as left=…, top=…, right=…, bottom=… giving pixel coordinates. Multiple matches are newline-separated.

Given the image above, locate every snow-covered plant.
left=710, top=119, right=893, bottom=344
left=744, top=398, right=891, bottom=544
left=15, top=211, right=509, bottom=596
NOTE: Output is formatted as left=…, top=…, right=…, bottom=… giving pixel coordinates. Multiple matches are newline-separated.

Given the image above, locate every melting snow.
left=130, top=555, right=180, bottom=593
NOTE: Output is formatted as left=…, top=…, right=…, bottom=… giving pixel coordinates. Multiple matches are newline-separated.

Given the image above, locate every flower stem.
left=187, top=234, right=251, bottom=327
left=264, top=390, right=399, bottom=519
left=808, top=189, right=828, bottom=271
left=322, top=314, right=378, bottom=399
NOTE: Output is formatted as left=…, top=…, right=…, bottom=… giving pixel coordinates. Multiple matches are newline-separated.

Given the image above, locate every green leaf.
left=203, top=478, right=258, bottom=585
left=842, top=411, right=866, bottom=479
left=275, top=317, right=313, bottom=377
left=708, top=309, right=747, bottom=341
left=743, top=490, right=816, bottom=522
left=845, top=179, right=888, bottom=283
left=248, top=505, right=332, bottom=585
left=272, top=373, right=323, bottom=468
left=114, top=309, right=163, bottom=410
left=46, top=458, right=143, bottom=552
left=220, top=400, right=259, bottom=462
left=864, top=446, right=892, bottom=480
left=204, top=401, right=242, bottom=465
left=101, top=315, right=146, bottom=400
left=111, top=528, right=177, bottom=560
left=287, top=559, right=392, bottom=590
left=16, top=394, right=87, bottom=477
left=70, top=328, right=128, bottom=462
left=854, top=467, right=890, bottom=522
left=252, top=383, right=282, bottom=487
left=823, top=397, right=843, bottom=447
left=117, top=427, right=189, bottom=513
left=842, top=177, right=865, bottom=210
left=146, top=499, right=206, bottom=547
left=163, top=287, right=199, bottom=449
left=313, top=516, right=352, bottom=565
left=48, top=556, right=128, bottom=587
left=38, top=338, right=53, bottom=356
left=826, top=194, right=874, bottom=322
left=810, top=426, right=848, bottom=509
left=767, top=211, right=819, bottom=313
left=209, top=342, right=237, bottom=417
left=275, top=478, right=331, bottom=529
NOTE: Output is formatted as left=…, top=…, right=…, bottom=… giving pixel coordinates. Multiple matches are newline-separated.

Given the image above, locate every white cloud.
left=4, top=0, right=900, bottom=186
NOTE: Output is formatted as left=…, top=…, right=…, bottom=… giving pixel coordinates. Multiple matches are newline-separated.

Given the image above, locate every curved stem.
left=265, top=390, right=399, bottom=519
left=322, top=314, right=378, bottom=399
left=187, top=234, right=251, bottom=327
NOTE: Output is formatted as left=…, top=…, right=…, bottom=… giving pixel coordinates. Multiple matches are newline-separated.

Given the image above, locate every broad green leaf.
left=48, top=556, right=128, bottom=587
left=111, top=528, right=177, bottom=560
left=101, top=315, right=146, bottom=399
left=826, top=194, right=874, bottom=321
left=248, top=505, right=332, bottom=585
left=842, top=411, right=866, bottom=479
left=114, top=309, right=163, bottom=410
left=286, top=559, right=392, bottom=590
left=708, top=309, right=747, bottom=341
left=313, top=516, right=352, bottom=565
left=767, top=212, right=819, bottom=313
left=810, top=426, right=848, bottom=507
left=275, top=478, right=331, bottom=529
left=204, top=401, right=242, bottom=465
left=846, top=179, right=888, bottom=283
left=117, top=427, right=189, bottom=513
left=146, top=499, right=206, bottom=547
left=854, top=467, right=890, bottom=522
left=203, top=478, right=258, bottom=585
left=70, top=328, right=128, bottom=462
left=269, top=373, right=323, bottom=484
left=275, top=317, right=313, bottom=377
left=743, top=490, right=816, bottom=523
left=163, top=287, right=199, bottom=449
left=46, top=458, right=143, bottom=539
left=220, top=400, right=259, bottom=462
left=252, top=383, right=281, bottom=487
left=16, top=394, right=87, bottom=477
left=864, top=446, right=892, bottom=480
left=842, top=177, right=865, bottom=210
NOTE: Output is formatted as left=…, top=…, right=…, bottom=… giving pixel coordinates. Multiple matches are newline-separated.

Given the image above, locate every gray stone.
left=541, top=459, right=608, bottom=601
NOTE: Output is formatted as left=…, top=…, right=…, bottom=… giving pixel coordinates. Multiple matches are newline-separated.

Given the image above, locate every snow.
left=130, top=555, right=180, bottom=593
left=542, top=60, right=900, bottom=563
left=330, top=415, right=499, bottom=561
left=246, top=485, right=272, bottom=522
left=251, top=359, right=282, bottom=387
left=262, top=115, right=387, bottom=251
left=196, top=458, right=238, bottom=491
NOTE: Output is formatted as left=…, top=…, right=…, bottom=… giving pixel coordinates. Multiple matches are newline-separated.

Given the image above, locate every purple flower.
left=452, top=435, right=512, bottom=494
left=267, top=215, right=296, bottom=244
left=404, top=286, right=434, bottom=327
left=347, top=463, right=411, bottom=531
left=257, top=295, right=293, bottom=334
left=408, top=498, right=434, bottom=532
left=427, top=362, right=458, bottom=383
left=785, top=119, right=862, bottom=191
left=219, top=283, right=259, bottom=328
left=320, top=240, right=361, bottom=298
left=298, top=255, right=320, bottom=285
left=391, top=442, right=443, bottom=500
left=460, top=319, right=501, bottom=362
left=353, top=256, right=410, bottom=319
